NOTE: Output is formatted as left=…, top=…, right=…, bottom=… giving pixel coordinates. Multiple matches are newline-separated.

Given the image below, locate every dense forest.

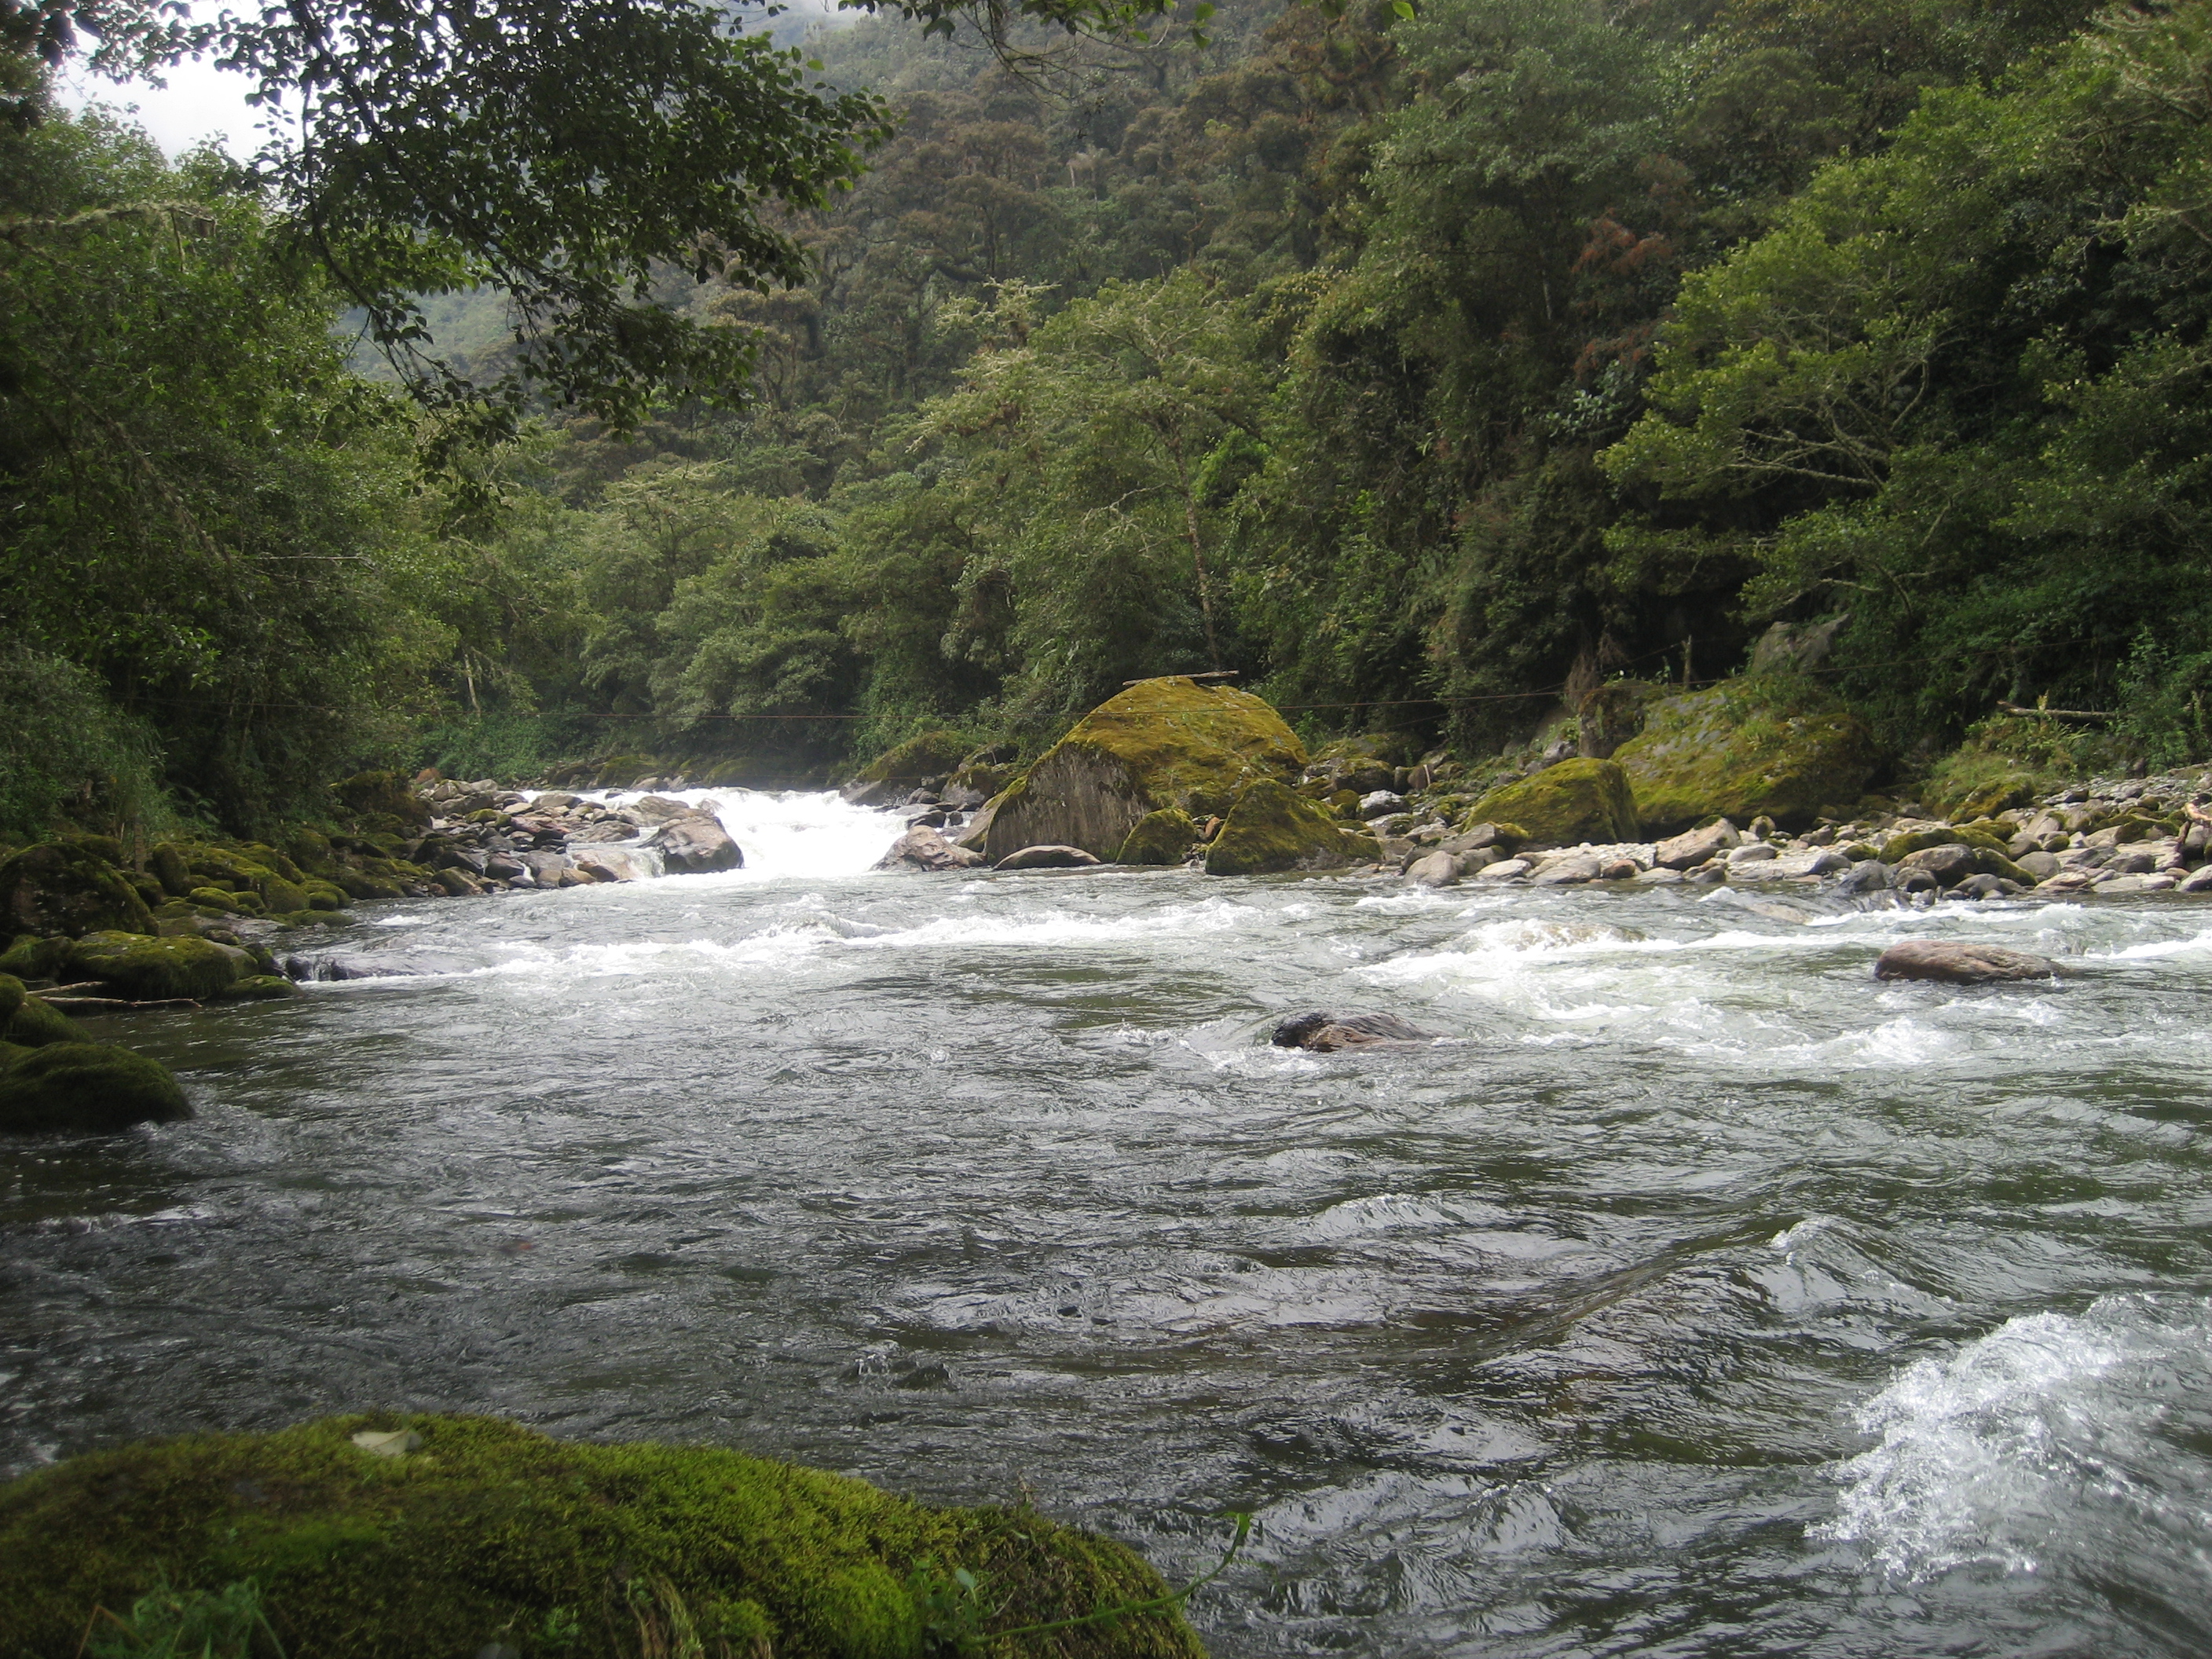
left=9, top=0, right=2212, bottom=839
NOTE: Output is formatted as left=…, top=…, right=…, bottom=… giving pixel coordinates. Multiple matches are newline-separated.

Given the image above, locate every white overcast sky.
left=53, top=0, right=848, bottom=158
left=55, top=49, right=263, bottom=156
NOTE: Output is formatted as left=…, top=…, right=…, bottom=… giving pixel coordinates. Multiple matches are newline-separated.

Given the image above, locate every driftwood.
left=40, top=996, right=203, bottom=1013
left=1998, top=700, right=2119, bottom=723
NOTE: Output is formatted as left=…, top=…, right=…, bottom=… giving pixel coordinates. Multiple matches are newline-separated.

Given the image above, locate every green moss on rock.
left=0, top=1041, right=189, bottom=1132
left=1204, top=779, right=1373, bottom=875
left=148, top=843, right=194, bottom=898
left=1611, top=675, right=1880, bottom=833
left=0, top=1414, right=1205, bottom=1659
left=859, top=730, right=972, bottom=785
left=284, top=826, right=337, bottom=877
left=5, top=994, right=88, bottom=1048
left=332, top=770, right=431, bottom=828
left=0, top=933, right=64, bottom=981
left=0, top=839, right=154, bottom=939
left=987, top=678, right=1309, bottom=861
left=1117, top=808, right=1199, bottom=866
left=218, top=975, right=297, bottom=1001
left=1463, top=760, right=1639, bottom=848
left=0, top=974, right=20, bottom=1027
left=64, top=932, right=242, bottom=1002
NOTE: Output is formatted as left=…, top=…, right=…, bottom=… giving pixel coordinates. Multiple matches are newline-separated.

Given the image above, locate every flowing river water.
left=7, top=789, right=2212, bottom=1657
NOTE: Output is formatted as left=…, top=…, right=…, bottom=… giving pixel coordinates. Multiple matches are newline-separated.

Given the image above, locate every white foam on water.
left=2084, top=926, right=2212, bottom=961
left=1818, top=1295, right=2212, bottom=1579
left=548, top=787, right=902, bottom=882
left=835, top=896, right=1260, bottom=953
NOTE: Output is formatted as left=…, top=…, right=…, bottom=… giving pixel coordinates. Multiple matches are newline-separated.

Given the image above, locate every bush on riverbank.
left=0, top=1414, right=1207, bottom=1659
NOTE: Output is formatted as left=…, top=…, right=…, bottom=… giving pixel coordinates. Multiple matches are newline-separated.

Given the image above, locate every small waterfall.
left=560, top=787, right=906, bottom=882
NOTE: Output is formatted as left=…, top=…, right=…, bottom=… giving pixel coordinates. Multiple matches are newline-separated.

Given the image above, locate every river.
left=6, top=788, right=2212, bottom=1656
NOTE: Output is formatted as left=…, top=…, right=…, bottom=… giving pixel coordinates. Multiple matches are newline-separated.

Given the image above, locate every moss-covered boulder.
left=332, top=866, right=406, bottom=902
left=1611, top=675, right=1880, bottom=833
left=5, top=991, right=88, bottom=1048
left=0, top=932, right=65, bottom=981
left=284, top=826, right=338, bottom=877
left=1463, top=759, right=1639, bottom=848
left=987, top=678, right=1308, bottom=861
left=859, top=729, right=972, bottom=786
left=218, top=974, right=297, bottom=1001
left=0, top=838, right=154, bottom=939
left=147, top=842, right=194, bottom=897
left=0, top=973, right=21, bottom=1028
left=0, top=1414, right=1204, bottom=1659
left=0, top=1042, right=189, bottom=1132
left=62, top=932, right=242, bottom=1002
left=1118, top=808, right=1199, bottom=866
left=333, top=769, right=432, bottom=828
left=1204, top=779, right=1377, bottom=875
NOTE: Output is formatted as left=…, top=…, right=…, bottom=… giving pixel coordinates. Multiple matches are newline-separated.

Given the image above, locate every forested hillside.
left=11, top=0, right=2212, bottom=839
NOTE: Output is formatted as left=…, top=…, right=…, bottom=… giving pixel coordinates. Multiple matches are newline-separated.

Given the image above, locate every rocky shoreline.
left=8, top=671, right=2212, bottom=1134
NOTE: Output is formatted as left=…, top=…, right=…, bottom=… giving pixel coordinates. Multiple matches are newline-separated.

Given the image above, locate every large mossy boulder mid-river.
left=0, top=1413, right=1206, bottom=1659
left=1205, top=779, right=1379, bottom=875
left=1463, top=758, right=1639, bottom=848
left=982, top=676, right=1308, bottom=862
left=1612, top=675, right=1878, bottom=833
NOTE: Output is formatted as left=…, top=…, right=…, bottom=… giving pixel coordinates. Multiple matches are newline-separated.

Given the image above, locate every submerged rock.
left=1612, top=675, right=1877, bottom=834
left=0, top=1041, right=189, bottom=1132
left=282, top=950, right=475, bottom=982
left=994, top=844, right=1102, bottom=871
left=1463, top=759, right=1638, bottom=848
left=1204, top=780, right=1377, bottom=876
left=1873, top=939, right=2056, bottom=984
left=0, top=1413, right=1205, bottom=1659
left=982, top=676, right=1308, bottom=862
left=1272, top=1011, right=1436, bottom=1051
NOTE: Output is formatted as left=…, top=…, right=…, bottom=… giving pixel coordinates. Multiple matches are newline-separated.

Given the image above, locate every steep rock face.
left=1203, top=780, right=1377, bottom=876
left=1612, top=675, right=1878, bottom=834
left=983, top=678, right=1308, bottom=862
left=1463, top=759, right=1639, bottom=848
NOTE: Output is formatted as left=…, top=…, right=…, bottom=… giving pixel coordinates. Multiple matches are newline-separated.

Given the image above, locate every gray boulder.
left=652, top=815, right=744, bottom=875
left=1873, top=939, right=2056, bottom=984
left=1405, top=851, right=1461, bottom=888
left=1654, top=819, right=1740, bottom=870
left=876, top=828, right=987, bottom=872
left=1358, top=791, right=1407, bottom=820
left=994, top=844, right=1102, bottom=871
left=1897, top=844, right=1976, bottom=887
left=1834, top=859, right=1892, bottom=895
